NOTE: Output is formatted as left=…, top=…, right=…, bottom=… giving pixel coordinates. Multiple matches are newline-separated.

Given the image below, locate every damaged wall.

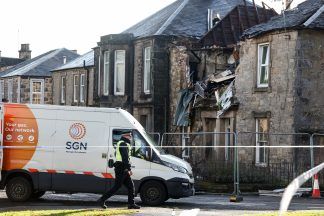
left=169, top=45, right=189, bottom=132
left=235, top=31, right=299, bottom=163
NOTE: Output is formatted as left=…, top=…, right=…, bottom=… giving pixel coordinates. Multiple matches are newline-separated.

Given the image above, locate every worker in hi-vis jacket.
left=98, top=132, right=140, bottom=209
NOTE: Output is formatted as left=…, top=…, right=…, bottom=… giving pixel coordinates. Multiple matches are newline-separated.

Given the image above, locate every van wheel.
left=31, top=191, right=46, bottom=199
left=6, top=177, right=33, bottom=202
left=140, top=181, right=166, bottom=206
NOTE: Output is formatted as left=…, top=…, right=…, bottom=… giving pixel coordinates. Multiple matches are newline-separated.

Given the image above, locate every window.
left=103, top=51, right=109, bottom=95
left=255, top=118, right=269, bottom=165
left=140, top=115, right=148, bottom=131
left=133, top=130, right=151, bottom=161
left=114, top=50, right=125, bottom=95
left=80, top=74, right=85, bottom=103
left=225, top=128, right=230, bottom=161
left=98, top=50, right=101, bottom=95
left=257, top=43, right=270, bottom=87
left=7, top=79, right=13, bottom=103
left=143, top=47, right=151, bottom=94
left=0, top=80, right=4, bottom=102
left=61, top=76, right=66, bottom=103
left=30, top=79, right=44, bottom=104
left=73, top=75, right=78, bottom=103
left=181, top=127, right=189, bottom=158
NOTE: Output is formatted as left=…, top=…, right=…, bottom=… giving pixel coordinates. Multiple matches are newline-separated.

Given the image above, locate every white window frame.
left=255, top=118, right=268, bottom=165
left=98, top=49, right=101, bottom=96
left=7, top=79, right=13, bottom=103
left=80, top=74, right=85, bottom=103
left=114, top=50, right=125, bottom=95
left=61, top=76, right=66, bottom=103
left=103, top=51, right=109, bottom=96
left=143, top=46, right=151, bottom=94
left=0, top=80, right=4, bottom=102
left=257, top=43, right=270, bottom=88
left=73, top=75, right=78, bottom=103
left=30, top=79, right=44, bottom=104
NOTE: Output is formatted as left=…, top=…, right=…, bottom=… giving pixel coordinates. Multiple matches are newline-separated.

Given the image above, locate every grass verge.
left=0, top=209, right=136, bottom=216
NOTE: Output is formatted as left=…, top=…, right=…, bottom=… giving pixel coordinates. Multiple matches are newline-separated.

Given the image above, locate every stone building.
left=236, top=0, right=324, bottom=169
left=0, top=48, right=79, bottom=104
left=168, top=3, right=276, bottom=162
left=94, top=0, right=260, bottom=134
left=52, top=50, right=94, bottom=106
left=0, top=44, right=31, bottom=72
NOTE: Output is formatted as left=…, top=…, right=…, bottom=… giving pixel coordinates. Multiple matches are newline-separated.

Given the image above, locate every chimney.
left=71, top=50, right=77, bottom=54
left=19, top=44, right=31, bottom=60
left=63, top=56, right=67, bottom=64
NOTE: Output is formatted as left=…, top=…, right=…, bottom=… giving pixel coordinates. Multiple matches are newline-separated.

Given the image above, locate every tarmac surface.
left=0, top=191, right=324, bottom=215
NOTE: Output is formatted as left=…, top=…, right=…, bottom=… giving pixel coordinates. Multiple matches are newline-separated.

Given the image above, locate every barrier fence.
left=1, top=131, right=323, bottom=193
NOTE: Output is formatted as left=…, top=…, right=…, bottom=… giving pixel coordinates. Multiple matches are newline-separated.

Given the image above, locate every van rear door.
left=0, top=104, right=3, bottom=182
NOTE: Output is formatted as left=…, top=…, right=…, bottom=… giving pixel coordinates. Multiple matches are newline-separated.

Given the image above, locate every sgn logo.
left=69, top=123, right=86, bottom=140
left=66, top=123, right=87, bottom=153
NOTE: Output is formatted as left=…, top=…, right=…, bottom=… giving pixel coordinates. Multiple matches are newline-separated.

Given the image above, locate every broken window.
left=257, top=43, right=270, bottom=88
left=255, top=118, right=268, bottom=165
left=143, top=46, right=151, bottom=94
left=114, top=50, right=125, bottom=95
left=103, top=51, right=109, bottom=96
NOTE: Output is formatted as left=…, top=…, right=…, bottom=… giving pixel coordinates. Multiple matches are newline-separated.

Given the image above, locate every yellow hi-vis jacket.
left=116, top=140, right=131, bottom=162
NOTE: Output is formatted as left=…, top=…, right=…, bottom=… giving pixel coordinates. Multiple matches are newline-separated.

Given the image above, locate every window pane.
left=256, top=118, right=268, bottom=164
left=104, top=51, right=109, bottom=95
left=33, top=82, right=42, bottom=93
left=116, top=51, right=125, bottom=62
left=114, top=50, right=125, bottom=94
left=32, top=93, right=41, bottom=104
left=261, top=46, right=268, bottom=64
left=260, top=66, right=268, bottom=84
left=116, top=63, right=125, bottom=93
left=144, top=47, right=151, bottom=93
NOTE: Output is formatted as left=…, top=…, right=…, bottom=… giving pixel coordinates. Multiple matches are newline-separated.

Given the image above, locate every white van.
left=0, top=103, right=194, bottom=205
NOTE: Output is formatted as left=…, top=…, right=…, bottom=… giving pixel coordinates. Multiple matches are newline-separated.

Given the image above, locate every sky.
left=0, top=0, right=306, bottom=58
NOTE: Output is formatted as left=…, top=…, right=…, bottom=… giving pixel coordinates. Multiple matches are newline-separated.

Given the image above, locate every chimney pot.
left=63, top=56, right=67, bottom=64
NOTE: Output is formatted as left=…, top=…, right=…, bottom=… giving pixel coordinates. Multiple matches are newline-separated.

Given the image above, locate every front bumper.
left=166, top=177, right=195, bottom=199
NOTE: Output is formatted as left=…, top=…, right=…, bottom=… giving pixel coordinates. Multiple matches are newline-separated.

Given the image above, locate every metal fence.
left=151, top=131, right=324, bottom=192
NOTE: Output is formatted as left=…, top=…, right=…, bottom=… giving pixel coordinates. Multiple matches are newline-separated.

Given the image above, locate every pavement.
left=0, top=191, right=324, bottom=215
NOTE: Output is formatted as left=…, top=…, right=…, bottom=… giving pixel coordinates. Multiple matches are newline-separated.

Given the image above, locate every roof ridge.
left=154, top=0, right=189, bottom=35
left=2, top=49, right=61, bottom=78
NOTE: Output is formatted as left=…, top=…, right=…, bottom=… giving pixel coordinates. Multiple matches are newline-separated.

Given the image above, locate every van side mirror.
left=108, top=159, right=114, bottom=168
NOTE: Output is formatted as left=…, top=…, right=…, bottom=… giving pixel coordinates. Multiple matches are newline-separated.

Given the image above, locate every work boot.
left=128, top=203, right=141, bottom=209
left=97, top=198, right=108, bottom=209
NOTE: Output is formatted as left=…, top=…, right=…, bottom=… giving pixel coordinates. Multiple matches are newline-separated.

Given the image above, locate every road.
left=0, top=191, right=323, bottom=215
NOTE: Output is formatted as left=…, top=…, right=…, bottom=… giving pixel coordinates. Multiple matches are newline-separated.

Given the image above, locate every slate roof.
left=0, top=57, right=24, bottom=68
left=1, top=48, right=80, bottom=78
left=242, top=0, right=324, bottom=39
left=123, top=0, right=254, bottom=38
left=52, top=50, right=94, bottom=72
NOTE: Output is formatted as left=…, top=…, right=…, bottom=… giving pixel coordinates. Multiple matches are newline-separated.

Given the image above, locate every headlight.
left=163, top=161, right=188, bottom=174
